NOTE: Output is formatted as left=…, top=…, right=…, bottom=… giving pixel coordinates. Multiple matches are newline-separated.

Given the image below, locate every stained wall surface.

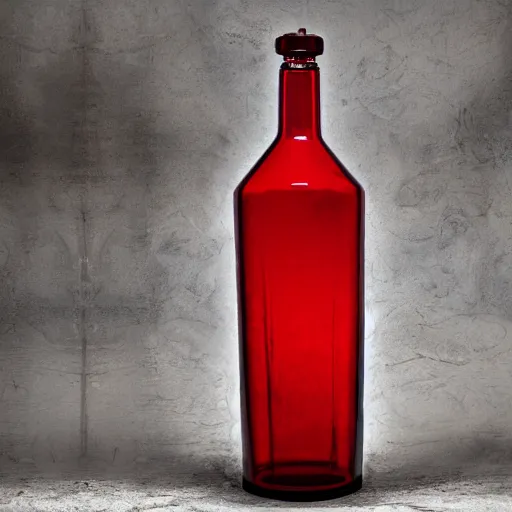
left=1, top=0, right=512, bottom=481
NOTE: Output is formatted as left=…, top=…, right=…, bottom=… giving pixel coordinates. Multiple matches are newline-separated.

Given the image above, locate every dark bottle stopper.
left=275, top=28, right=324, bottom=58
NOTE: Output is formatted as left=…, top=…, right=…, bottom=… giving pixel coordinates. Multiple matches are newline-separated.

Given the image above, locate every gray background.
left=1, top=0, right=512, bottom=488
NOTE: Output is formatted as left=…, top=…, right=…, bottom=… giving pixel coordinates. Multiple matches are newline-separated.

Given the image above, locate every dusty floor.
left=1, top=463, right=511, bottom=511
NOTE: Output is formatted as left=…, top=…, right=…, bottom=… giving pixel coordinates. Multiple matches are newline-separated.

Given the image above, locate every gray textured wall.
left=1, top=0, right=512, bottom=484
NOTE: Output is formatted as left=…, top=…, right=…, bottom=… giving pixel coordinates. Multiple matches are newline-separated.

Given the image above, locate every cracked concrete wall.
left=1, top=0, right=512, bottom=481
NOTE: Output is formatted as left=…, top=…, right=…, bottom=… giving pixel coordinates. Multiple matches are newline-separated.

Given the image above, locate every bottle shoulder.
left=235, top=137, right=363, bottom=196
left=318, top=138, right=364, bottom=192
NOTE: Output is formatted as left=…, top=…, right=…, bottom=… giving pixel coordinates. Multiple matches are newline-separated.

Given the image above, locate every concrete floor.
left=1, top=464, right=512, bottom=511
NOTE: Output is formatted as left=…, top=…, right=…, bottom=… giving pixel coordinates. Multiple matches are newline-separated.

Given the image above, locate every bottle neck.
left=278, top=62, right=321, bottom=141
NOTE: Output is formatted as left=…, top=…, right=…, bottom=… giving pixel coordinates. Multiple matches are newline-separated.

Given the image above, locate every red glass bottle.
left=234, top=28, right=364, bottom=501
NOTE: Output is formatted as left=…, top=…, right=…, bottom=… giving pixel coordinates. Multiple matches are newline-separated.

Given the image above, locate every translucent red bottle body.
left=234, top=33, right=364, bottom=502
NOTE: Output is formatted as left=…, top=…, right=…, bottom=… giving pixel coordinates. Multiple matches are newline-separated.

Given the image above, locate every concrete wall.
left=1, top=0, right=512, bottom=482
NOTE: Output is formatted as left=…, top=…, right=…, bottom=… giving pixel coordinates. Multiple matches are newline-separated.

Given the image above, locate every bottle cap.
left=275, top=28, right=324, bottom=58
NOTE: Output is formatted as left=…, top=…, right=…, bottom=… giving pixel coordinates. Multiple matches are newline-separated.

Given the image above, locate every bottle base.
left=242, top=474, right=362, bottom=502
